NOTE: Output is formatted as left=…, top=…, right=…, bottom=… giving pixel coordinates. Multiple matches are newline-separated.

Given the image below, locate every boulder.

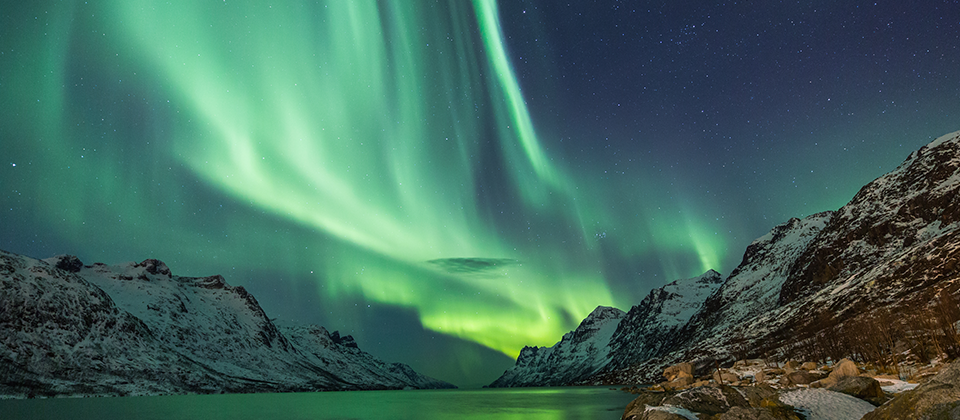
left=862, top=359, right=960, bottom=420
left=737, top=384, right=779, bottom=407
left=662, top=375, right=696, bottom=391
left=622, top=390, right=671, bottom=420
left=663, top=363, right=694, bottom=382
left=754, top=371, right=766, bottom=383
left=691, top=380, right=711, bottom=388
left=661, top=385, right=750, bottom=415
left=827, top=375, right=887, bottom=406
left=779, top=370, right=824, bottom=386
left=830, top=358, right=859, bottom=379
left=713, top=369, right=740, bottom=384
left=818, top=358, right=860, bottom=388
left=800, top=362, right=817, bottom=371
left=782, top=361, right=800, bottom=374
left=717, top=406, right=803, bottom=420
left=632, top=410, right=690, bottom=420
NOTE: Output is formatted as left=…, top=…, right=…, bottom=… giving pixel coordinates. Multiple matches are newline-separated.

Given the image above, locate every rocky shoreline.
left=620, top=357, right=960, bottom=420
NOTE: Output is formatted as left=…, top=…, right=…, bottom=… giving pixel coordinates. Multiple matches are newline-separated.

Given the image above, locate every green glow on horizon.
left=3, top=0, right=727, bottom=360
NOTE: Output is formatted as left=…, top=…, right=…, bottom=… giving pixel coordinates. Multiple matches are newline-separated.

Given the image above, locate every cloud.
left=426, top=258, right=520, bottom=275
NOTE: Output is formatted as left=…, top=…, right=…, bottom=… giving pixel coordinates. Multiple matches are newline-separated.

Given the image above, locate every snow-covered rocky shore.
left=621, top=357, right=959, bottom=420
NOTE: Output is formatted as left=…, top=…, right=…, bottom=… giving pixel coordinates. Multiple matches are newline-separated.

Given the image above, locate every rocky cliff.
left=0, top=251, right=455, bottom=397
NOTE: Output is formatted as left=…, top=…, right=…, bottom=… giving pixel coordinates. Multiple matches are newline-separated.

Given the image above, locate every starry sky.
left=1, top=1, right=958, bottom=388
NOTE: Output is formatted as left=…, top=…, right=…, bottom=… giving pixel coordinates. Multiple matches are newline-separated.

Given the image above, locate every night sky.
left=1, top=1, right=958, bottom=388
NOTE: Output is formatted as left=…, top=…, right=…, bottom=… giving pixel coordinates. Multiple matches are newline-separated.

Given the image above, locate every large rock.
left=831, top=359, right=860, bottom=378
left=663, top=362, right=694, bottom=381
left=628, top=385, right=801, bottom=420
left=819, top=358, right=860, bottom=387
left=661, top=385, right=750, bottom=416
left=713, top=369, right=740, bottom=384
left=782, top=361, right=800, bottom=374
left=622, top=391, right=671, bottom=420
left=779, top=370, right=824, bottom=386
left=737, top=384, right=780, bottom=407
left=717, top=406, right=803, bottom=420
left=662, top=374, right=696, bottom=391
left=862, top=359, right=960, bottom=420
left=633, top=410, right=689, bottom=420
left=827, top=375, right=887, bottom=406
left=755, top=371, right=767, bottom=382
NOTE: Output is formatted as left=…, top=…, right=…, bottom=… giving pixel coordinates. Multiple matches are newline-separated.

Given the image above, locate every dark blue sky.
left=500, top=0, right=959, bottom=229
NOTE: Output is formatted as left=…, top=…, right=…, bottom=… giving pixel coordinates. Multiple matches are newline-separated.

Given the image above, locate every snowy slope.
left=282, top=323, right=455, bottom=390
left=694, top=213, right=833, bottom=333
left=489, top=270, right=723, bottom=387
left=0, top=251, right=454, bottom=397
left=601, top=270, right=725, bottom=373
left=488, top=306, right=624, bottom=387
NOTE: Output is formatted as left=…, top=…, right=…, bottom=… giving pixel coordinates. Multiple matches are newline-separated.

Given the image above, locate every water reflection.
left=1, top=387, right=636, bottom=420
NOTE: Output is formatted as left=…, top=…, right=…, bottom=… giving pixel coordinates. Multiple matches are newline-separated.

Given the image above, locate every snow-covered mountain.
left=493, top=129, right=960, bottom=386
left=488, top=270, right=723, bottom=387
left=658, top=130, right=960, bottom=375
left=600, top=270, right=725, bottom=374
left=0, top=251, right=454, bottom=397
left=488, top=306, right=624, bottom=387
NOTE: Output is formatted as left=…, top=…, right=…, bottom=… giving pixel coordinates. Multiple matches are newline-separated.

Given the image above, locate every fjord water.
left=2, top=387, right=636, bottom=420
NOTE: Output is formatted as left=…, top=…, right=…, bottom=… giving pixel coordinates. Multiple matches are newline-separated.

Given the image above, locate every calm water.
left=1, top=387, right=637, bottom=420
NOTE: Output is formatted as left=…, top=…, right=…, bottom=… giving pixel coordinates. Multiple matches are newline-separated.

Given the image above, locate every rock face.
left=862, top=358, right=960, bottom=420
left=493, top=130, right=960, bottom=387
left=489, top=271, right=723, bottom=387
left=0, top=250, right=454, bottom=397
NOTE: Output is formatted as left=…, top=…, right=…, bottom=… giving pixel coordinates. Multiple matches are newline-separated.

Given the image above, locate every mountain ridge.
left=0, top=251, right=455, bottom=397
left=492, top=129, right=960, bottom=386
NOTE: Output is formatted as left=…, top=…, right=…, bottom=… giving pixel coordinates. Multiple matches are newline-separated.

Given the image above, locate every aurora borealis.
left=2, top=1, right=959, bottom=387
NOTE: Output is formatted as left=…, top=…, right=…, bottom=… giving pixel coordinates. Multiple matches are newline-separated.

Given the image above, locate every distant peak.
left=136, top=259, right=172, bottom=277
left=588, top=305, right=625, bottom=318
left=49, top=254, right=84, bottom=273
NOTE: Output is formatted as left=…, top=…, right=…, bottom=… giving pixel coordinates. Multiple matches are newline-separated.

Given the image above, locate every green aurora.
left=1, top=0, right=725, bottom=364
left=6, top=0, right=958, bottom=388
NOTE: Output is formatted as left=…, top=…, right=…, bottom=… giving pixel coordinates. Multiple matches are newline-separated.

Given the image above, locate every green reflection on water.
left=0, top=387, right=636, bottom=420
